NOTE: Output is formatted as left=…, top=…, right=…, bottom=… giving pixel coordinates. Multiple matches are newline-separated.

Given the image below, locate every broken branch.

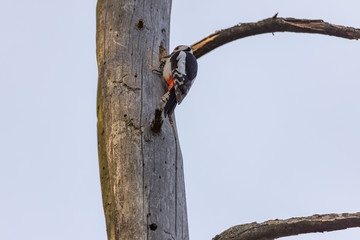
left=192, top=16, right=360, bottom=59
left=213, top=212, right=360, bottom=240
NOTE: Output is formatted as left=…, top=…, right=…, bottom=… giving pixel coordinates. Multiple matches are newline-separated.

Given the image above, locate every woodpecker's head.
left=172, top=45, right=193, bottom=54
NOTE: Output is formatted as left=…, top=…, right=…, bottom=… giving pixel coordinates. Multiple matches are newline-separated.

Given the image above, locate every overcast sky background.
left=1, top=0, right=359, bottom=240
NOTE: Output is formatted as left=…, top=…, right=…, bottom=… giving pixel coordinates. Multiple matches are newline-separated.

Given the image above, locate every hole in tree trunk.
left=149, top=223, right=158, bottom=231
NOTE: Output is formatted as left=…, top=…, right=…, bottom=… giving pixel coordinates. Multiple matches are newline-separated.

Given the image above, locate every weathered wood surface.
left=213, top=213, right=360, bottom=240
left=96, top=0, right=189, bottom=239
left=192, top=16, right=360, bottom=59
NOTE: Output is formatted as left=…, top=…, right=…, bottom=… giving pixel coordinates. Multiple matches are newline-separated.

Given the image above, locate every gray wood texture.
left=192, top=16, right=360, bottom=59
left=96, top=0, right=189, bottom=239
left=213, top=213, right=360, bottom=240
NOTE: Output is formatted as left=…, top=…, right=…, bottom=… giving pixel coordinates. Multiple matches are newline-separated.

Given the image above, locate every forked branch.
left=192, top=15, right=360, bottom=59
left=213, top=212, right=360, bottom=240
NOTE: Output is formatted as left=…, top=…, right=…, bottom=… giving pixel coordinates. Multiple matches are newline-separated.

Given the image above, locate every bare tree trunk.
left=96, top=0, right=189, bottom=239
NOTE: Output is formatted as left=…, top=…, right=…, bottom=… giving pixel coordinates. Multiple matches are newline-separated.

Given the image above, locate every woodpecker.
left=161, top=45, right=198, bottom=117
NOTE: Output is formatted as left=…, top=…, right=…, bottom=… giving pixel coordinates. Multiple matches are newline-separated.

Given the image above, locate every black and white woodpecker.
left=161, top=45, right=198, bottom=117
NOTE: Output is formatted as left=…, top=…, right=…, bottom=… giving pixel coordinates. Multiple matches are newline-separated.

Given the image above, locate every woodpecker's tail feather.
left=161, top=88, right=177, bottom=118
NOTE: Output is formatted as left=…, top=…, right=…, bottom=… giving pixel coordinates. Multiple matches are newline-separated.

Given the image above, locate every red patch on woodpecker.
left=166, top=76, right=174, bottom=90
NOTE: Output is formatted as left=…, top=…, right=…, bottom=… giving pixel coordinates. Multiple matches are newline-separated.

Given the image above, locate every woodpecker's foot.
left=161, top=53, right=171, bottom=62
left=152, top=60, right=165, bottom=76
left=152, top=68, right=162, bottom=76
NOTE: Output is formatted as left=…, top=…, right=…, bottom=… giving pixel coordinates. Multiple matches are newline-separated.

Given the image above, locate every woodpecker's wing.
left=171, top=51, right=198, bottom=104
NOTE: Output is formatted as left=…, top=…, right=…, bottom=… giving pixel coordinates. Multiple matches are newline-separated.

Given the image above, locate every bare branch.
left=192, top=16, right=360, bottom=59
left=212, top=212, right=360, bottom=240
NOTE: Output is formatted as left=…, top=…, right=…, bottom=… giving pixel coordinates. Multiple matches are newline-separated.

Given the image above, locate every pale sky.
left=1, top=0, right=359, bottom=240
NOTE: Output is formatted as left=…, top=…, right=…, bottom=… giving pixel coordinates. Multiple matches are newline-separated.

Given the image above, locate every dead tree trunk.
left=96, top=1, right=360, bottom=238
left=96, top=0, right=188, bottom=239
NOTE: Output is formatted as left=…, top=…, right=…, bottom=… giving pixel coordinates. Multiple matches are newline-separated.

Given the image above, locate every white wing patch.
left=174, top=51, right=186, bottom=84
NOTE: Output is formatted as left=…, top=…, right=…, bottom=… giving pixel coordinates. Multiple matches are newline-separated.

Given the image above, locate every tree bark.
left=192, top=16, right=360, bottom=59
left=96, top=0, right=188, bottom=239
left=213, top=212, right=360, bottom=240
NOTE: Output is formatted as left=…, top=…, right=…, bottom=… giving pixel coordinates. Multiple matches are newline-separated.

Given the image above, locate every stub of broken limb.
left=151, top=108, right=163, bottom=133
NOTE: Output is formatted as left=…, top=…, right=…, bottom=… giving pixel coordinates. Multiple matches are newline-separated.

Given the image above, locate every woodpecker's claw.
left=152, top=60, right=165, bottom=76
left=152, top=68, right=162, bottom=76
